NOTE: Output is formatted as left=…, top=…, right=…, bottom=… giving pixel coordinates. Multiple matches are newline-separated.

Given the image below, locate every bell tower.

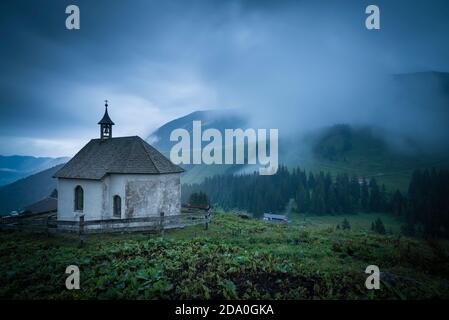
left=98, top=100, right=115, bottom=139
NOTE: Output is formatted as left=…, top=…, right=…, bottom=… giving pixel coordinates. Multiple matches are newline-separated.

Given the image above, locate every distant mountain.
left=147, top=110, right=249, bottom=184
left=0, top=155, right=69, bottom=186
left=0, top=164, right=63, bottom=215
left=148, top=110, right=248, bottom=153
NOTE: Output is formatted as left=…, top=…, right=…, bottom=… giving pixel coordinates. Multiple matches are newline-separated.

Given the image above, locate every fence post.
left=204, top=212, right=209, bottom=230
left=46, top=215, right=51, bottom=237
left=79, top=215, right=85, bottom=247
left=160, top=212, right=165, bottom=237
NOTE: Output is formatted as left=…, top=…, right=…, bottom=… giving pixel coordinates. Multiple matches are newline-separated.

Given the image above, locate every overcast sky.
left=1, top=0, right=449, bottom=157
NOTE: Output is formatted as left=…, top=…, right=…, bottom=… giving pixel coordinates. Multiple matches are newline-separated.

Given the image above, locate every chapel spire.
left=98, top=100, right=115, bottom=139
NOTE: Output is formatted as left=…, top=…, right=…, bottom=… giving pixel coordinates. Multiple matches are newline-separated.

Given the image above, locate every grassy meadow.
left=289, top=212, right=403, bottom=234
left=1, top=212, right=449, bottom=299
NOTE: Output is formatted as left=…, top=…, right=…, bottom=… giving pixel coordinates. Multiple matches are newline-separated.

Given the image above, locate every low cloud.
left=0, top=0, right=449, bottom=156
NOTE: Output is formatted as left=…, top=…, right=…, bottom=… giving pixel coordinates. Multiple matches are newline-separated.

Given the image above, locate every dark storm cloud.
left=0, top=0, right=449, bottom=156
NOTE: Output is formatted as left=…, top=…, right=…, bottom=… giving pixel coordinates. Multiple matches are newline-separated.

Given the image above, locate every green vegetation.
left=289, top=212, right=402, bottom=234
left=184, top=167, right=449, bottom=239
left=183, top=166, right=392, bottom=217
left=1, top=213, right=448, bottom=299
left=188, top=192, right=210, bottom=207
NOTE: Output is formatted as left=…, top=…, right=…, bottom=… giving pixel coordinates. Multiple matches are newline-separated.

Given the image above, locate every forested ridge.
left=182, top=166, right=449, bottom=238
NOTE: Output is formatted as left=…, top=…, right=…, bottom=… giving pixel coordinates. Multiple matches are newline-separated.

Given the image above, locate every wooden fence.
left=0, top=210, right=212, bottom=239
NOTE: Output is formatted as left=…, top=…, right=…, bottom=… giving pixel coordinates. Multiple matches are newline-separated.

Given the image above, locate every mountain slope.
left=148, top=110, right=247, bottom=153
left=281, top=124, right=449, bottom=191
left=0, top=164, right=64, bottom=215
left=147, top=110, right=249, bottom=184
left=0, top=155, right=69, bottom=186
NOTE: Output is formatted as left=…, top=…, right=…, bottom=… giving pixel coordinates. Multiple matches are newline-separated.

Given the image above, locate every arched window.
left=74, top=186, right=84, bottom=211
left=113, top=195, right=121, bottom=218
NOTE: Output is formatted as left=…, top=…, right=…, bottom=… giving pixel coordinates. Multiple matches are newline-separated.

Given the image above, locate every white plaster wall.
left=57, top=178, right=104, bottom=221
left=57, top=173, right=181, bottom=221
left=108, top=173, right=181, bottom=218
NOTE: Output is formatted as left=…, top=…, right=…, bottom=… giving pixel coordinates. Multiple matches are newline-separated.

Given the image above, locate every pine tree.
left=360, top=178, right=369, bottom=212
left=311, top=179, right=326, bottom=214
left=374, top=218, right=386, bottom=234
left=308, top=172, right=316, bottom=190
left=327, top=185, right=338, bottom=214
left=380, top=184, right=388, bottom=212
left=391, top=190, right=405, bottom=216
left=342, top=218, right=351, bottom=230
left=369, top=178, right=381, bottom=212
left=189, top=192, right=209, bottom=206
left=50, top=188, right=58, bottom=198
left=350, top=175, right=361, bottom=212
left=295, top=182, right=309, bottom=213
